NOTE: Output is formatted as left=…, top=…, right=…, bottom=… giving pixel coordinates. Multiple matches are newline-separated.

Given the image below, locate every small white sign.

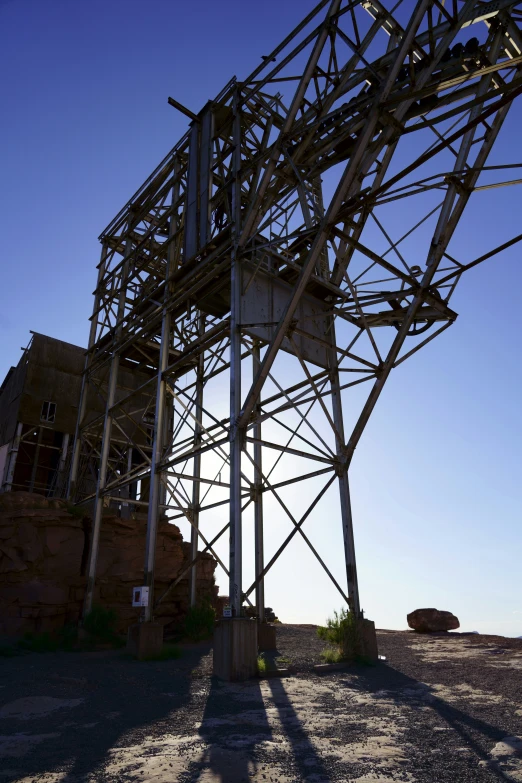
left=132, top=586, right=149, bottom=607
left=223, top=604, right=232, bottom=618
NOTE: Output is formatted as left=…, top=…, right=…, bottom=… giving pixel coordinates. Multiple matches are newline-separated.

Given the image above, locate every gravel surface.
left=0, top=626, right=521, bottom=782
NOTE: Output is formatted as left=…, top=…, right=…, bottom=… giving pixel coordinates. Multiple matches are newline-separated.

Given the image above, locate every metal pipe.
left=83, top=352, right=120, bottom=616
left=55, top=433, right=70, bottom=497
left=189, top=313, right=205, bottom=607
left=252, top=342, right=265, bottom=623
left=229, top=88, right=243, bottom=617
left=28, top=426, right=43, bottom=494
left=82, top=225, right=133, bottom=618
left=143, top=310, right=171, bottom=621
left=143, top=165, right=181, bottom=622
left=2, top=422, right=23, bottom=492
left=68, top=244, right=108, bottom=501
left=328, top=318, right=360, bottom=616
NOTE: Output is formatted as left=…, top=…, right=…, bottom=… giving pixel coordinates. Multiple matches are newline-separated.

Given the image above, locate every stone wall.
left=0, top=492, right=217, bottom=637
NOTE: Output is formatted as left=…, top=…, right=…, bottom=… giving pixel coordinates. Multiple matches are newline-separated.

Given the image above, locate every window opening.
left=40, top=401, right=56, bottom=423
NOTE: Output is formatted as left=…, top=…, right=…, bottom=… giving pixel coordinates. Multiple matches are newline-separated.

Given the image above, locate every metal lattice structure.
left=69, top=0, right=522, bottom=621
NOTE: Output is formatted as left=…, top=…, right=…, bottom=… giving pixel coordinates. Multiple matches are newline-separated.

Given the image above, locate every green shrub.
left=320, top=647, right=344, bottom=664
left=184, top=598, right=216, bottom=642
left=83, top=604, right=118, bottom=642
left=317, top=607, right=361, bottom=662
left=141, top=643, right=181, bottom=662
left=18, top=631, right=59, bottom=653
left=56, top=624, right=78, bottom=650
left=0, top=643, right=19, bottom=657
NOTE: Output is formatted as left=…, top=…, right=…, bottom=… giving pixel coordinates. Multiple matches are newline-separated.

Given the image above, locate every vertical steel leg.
left=190, top=313, right=205, bottom=607
left=229, top=256, right=242, bottom=616
left=229, top=89, right=243, bottom=617
left=68, top=244, right=108, bottom=501
left=329, top=320, right=361, bottom=616
left=28, top=426, right=43, bottom=493
left=84, top=354, right=120, bottom=616
left=252, top=341, right=265, bottom=623
left=143, top=166, right=181, bottom=621
left=3, top=422, right=23, bottom=492
left=143, top=310, right=171, bottom=622
left=121, top=447, right=133, bottom=519
left=82, top=229, right=132, bottom=618
left=55, top=432, right=70, bottom=497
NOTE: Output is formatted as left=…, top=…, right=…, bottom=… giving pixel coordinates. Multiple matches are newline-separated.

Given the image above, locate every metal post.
left=229, top=88, right=243, bottom=617
left=68, top=244, right=108, bottom=501
left=28, top=426, right=43, bottom=493
left=83, top=228, right=132, bottom=618
left=3, top=422, right=23, bottom=492
left=329, top=320, right=360, bottom=616
left=121, top=447, right=133, bottom=519
left=142, top=166, right=180, bottom=621
left=252, top=341, right=265, bottom=623
left=143, top=309, right=171, bottom=621
left=54, top=432, right=70, bottom=497
left=189, top=312, right=205, bottom=607
left=84, top=354, right=120, bottom=616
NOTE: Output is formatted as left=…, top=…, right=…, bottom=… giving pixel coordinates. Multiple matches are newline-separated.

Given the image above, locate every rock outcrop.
left=407, top=608, right=460, bottom=633
left=0, top=492, right=217, bottom=637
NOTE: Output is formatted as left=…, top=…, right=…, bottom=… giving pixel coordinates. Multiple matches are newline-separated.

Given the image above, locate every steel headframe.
left=68, top=0, right=522, bottom=621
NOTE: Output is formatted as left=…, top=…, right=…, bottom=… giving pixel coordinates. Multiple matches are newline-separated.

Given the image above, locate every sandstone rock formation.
left=407, top=608, right=460, bottom=633
left=0, top=492, right=217, bottom=637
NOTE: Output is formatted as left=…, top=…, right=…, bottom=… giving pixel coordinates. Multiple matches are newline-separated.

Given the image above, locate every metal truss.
left=69, top=0, right=522, bottom=621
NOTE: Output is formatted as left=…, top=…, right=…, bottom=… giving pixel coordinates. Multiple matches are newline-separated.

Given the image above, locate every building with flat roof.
left=0, top=332, right=156, bottom=501
left=0, top=333, right=84, bottom=496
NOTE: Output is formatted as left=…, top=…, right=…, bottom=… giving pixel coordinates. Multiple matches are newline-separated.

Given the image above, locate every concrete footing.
left=258, top=623, right=276, bottom=651
left=359, top=618, right=378, bottom=662
left=127, top=622, right=163, bottom=660
left=213, top=618, right=258, bottom=681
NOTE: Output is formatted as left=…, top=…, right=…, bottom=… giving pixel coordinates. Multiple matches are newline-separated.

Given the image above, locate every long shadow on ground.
left=0, top=642, right=211, bottom=782
left=335, top=662, right=514, bottom=780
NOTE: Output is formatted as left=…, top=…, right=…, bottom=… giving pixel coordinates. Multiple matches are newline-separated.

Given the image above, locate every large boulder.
left=407, top=608, right=460, bottom=633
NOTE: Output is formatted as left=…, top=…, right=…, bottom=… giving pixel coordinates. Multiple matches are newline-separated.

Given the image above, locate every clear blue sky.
left=1, top=0, right=521, bottom=636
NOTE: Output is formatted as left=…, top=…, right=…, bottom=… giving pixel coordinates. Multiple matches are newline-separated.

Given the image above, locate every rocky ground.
left=0, top=625, right=521, bottom=782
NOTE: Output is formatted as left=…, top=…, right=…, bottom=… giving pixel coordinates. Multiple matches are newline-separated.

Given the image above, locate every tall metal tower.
left=69, top=0, right=522, bottom=625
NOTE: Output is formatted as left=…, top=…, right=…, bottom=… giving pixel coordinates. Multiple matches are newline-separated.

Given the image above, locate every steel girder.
left=69, top=0, right=522, bottom=620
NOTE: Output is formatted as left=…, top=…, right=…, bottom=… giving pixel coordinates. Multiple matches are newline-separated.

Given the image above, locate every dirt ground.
left=1, top=625, right=521, bottom=782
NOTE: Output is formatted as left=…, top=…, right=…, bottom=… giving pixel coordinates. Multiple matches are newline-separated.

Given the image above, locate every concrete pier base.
left=213, top=618, right=258, bottom=681
left=127, top=622, right=163, bottom=660
left=359, top=618, right=378, bottom=662
left=258, top=623, right=276, bottom=651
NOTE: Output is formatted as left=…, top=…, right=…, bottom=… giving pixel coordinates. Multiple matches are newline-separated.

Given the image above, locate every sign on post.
left=132, top=586, right=150, bottom=607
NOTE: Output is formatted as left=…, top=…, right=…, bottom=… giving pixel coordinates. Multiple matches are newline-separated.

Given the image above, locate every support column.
left=84, top=353, right=120, bottom=616
left=82, top=227, right=132, bottom=618
left=28, top=426, right=43, bottom=494
left=252, top=341, right=265, bottom=623
left=329, top=321, right=361, bottom=617
left=68, top=244, right=109, bottom=502
left=142, top=167, right=180, bottom=623
left=121, top=447, right=133, bottom=520
left=3, top=422, right=23, bottom=492
left=55, top=432, right=70, bottom=497
left=229, top=88, right=243, bottom=618
left=189, top=312, right=205, bottom=607
left=143, top=309, right=171, bottom=621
